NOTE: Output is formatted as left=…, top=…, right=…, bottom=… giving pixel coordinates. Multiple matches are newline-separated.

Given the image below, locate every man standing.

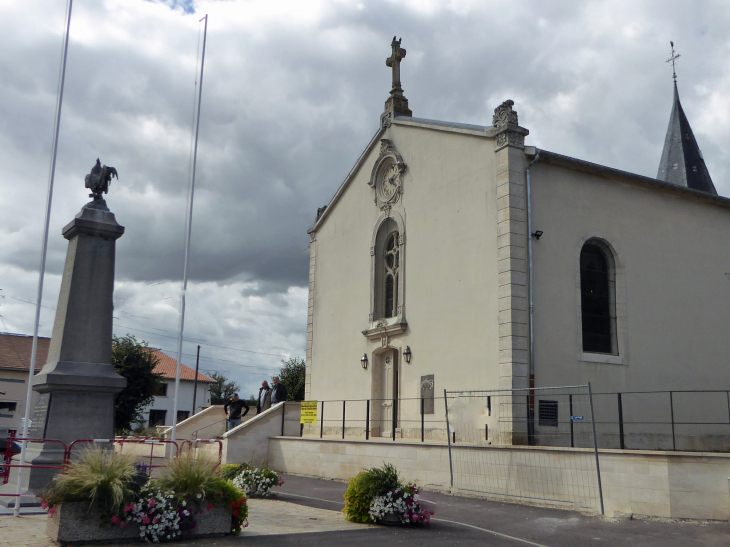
left=257, top=381, right=272, bottom=414
left=224, top=393, right=249, bottom=431
left=270, top=376, right=288, bottom=405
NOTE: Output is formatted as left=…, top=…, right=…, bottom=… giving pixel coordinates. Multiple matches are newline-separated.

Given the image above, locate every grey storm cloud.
left=1, top=0, right=729, bottom=396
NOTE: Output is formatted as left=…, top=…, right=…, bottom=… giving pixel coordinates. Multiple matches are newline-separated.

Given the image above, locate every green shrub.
left=343, top=463, right=399, bottom=523
left=42, top=446, right=140, bottom=516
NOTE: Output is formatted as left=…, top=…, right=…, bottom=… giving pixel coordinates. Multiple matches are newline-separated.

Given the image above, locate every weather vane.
left=666, top=41, right=681, bottom=82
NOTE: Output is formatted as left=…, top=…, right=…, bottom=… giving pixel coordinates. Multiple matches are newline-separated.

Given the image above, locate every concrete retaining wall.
left=223, top=402, right=301, bottom=467
left=164, top=405, right=227, bottom=441
left=267, top=436, right=730, bottom=520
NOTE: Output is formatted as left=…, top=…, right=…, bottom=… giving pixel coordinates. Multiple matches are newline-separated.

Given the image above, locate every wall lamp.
left=531, top=230, right=544, bottom=240
left=403, top=346, right=412, bottom=363
left=361, top=353, right=368, bottom=369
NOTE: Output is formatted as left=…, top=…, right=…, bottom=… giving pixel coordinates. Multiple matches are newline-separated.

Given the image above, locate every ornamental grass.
left=45, top=445, right=140, bottom=516
left=156, top=450, right=220, bottom=500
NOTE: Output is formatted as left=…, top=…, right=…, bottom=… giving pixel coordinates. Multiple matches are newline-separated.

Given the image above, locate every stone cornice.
left=361, top=321, right=408, bottom=339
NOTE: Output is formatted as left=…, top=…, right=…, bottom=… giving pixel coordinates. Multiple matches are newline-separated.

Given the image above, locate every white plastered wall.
left=141, top=379, right=212, bottom=427
left=530, top=161, right=730, bottom=449
left=309, top=122, right=501, bottom=432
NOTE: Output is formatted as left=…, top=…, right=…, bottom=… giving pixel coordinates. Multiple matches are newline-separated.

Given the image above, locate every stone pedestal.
left=25, top=199, right=126, bottom=491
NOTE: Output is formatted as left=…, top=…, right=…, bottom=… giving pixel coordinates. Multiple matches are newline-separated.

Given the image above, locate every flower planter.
left=377, top=513, right=403, bottom=526
left=46, top=501, right=232, bottom=545
left=47, top=502, right=140, bottom=545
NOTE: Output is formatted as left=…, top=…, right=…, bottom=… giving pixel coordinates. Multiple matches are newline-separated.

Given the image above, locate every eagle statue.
left=85, top=158, right=118, bottom=199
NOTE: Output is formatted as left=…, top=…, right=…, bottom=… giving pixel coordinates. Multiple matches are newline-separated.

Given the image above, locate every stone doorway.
left=371, top=349, right=398, bottom=438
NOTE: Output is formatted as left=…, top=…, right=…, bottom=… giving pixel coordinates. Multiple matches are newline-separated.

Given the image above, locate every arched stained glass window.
left=383, top=231, right=399, bottom=318
left=580, top=241, right=617, bottom=354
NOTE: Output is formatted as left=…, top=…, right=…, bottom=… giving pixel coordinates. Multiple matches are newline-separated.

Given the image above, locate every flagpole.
left=171, top=14, right=208, bottom=445
left=14, top=0, right=74, bottom=517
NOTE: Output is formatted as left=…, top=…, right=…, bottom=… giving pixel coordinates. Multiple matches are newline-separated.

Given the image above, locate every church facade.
left=304, top=39, right=730, bottom=447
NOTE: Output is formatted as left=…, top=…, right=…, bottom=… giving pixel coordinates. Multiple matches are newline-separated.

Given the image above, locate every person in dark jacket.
left=223, top=393, right=249, bottom=431
left=257, top=381, right=272, bottom=414
left=270, top=376, right=288, bottom=405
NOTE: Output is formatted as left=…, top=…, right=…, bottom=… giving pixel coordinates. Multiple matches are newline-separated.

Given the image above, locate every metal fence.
left=309, top=396, right=449, bottom=442
left=304, top=388, right=730, bottom=453
left=589, top=390, right=730, bottom=452
left=444, top=385, right=604, bottom=514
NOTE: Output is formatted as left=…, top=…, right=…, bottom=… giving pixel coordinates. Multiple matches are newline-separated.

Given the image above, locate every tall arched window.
left=580, top=240, right=617, bottom=354
left=372, top=218, right=402, bottom=321
left=383, top=231, right=400, bottom=318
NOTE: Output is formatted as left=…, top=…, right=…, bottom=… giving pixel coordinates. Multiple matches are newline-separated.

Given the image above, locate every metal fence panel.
left=445, top=386, right=603, bottom=513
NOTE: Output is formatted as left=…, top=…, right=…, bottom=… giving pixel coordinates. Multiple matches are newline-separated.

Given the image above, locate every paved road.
left=273, top=473, right=730, bottom=547
left=1, top=474, right=727, bottom=546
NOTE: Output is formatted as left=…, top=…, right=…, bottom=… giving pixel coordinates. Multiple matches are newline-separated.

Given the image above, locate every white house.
left=0, top=334, right=213, bottom=434
left=0, top=333, right=48, bottom=436
left=142, top=349, right=214, bottom=428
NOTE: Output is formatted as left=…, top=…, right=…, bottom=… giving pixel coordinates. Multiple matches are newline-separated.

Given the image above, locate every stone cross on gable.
left=386, top=36, right=407, bottom=95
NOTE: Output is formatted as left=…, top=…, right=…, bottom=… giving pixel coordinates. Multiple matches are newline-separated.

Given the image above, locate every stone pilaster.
left=305, top=232, right=316, bottom=400
left=491, top=100, right=530, bottom=445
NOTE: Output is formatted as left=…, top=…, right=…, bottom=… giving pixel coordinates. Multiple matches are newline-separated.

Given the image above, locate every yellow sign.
left=300, top=401, right=318, bottom=424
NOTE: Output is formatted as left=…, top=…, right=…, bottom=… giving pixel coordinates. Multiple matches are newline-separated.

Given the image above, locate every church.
left=304, top=39, right=730, bottom=447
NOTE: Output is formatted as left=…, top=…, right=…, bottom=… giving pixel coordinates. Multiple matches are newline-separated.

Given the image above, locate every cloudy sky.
left=0, top=0, right=728, bottom=398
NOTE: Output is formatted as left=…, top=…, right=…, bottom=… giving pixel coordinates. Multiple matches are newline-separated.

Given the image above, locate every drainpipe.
left=526, top=150, right=541, bottom=445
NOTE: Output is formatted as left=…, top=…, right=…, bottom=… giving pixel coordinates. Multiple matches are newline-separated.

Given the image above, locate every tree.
left=209, top=372, right=240, bottom=405
left=275, top=357, right=305, bottom=401
left=112, top=335, right=163, bottom=433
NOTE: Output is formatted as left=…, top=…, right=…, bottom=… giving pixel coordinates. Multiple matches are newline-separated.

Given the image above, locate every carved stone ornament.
left=380, top=111, right=392, bottom=129
left=369, top=139, right=406, bottom=210
left=492, top=100, right=519, bottom=128
left=495, top=131, right=525, bottom=149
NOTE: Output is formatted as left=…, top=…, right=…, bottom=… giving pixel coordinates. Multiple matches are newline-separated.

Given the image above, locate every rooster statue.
left=84, top=158, right=118, bottom=199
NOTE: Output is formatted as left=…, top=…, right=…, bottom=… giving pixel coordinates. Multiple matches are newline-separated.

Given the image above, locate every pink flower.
left=142, top=516, right=151, bottom=525
left=124, top=504, right=134, bottom=512
left=41, top=501, right=47, bottom=509
left=148, top=499, right=156, bottom=508
left=110, top=516, right=121, bottom=524
left=207, top=503, right=213, bottom=511
left=149, top=509, right=154, bottom=515
left=48, top=507, right=55, bottom=516
left=153, top=516, right=160, bottom=523
left=120, top=522, right=127, bottom=528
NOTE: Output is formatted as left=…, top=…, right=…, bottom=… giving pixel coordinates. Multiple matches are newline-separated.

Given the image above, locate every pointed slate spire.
left=656, top=46, right=717, bottom=195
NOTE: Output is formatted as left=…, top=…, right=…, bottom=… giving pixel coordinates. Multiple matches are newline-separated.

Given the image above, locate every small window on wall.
left=149, top=410, right=167, bottom=427
left=176, top=411, right=189, bottom=423
left=580, top=240, right=618, bottom=354
left=538, top=400, right=558, bottom=427
left=0, top=402, right=18, bottom=412
left=153, top=383, right=168, bottom=397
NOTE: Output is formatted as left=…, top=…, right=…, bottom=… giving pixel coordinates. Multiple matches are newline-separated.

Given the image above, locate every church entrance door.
left=374, top=350, right=398, bottom=438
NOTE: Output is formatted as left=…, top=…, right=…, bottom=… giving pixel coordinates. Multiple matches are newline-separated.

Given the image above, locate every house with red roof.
left=143, top=349, right=214, bottom=429
left=0, top=333, right=214, bottom=434
left=0, top=333, right=50, bottom=435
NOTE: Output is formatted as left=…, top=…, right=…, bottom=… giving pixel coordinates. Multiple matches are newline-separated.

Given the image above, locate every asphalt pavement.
left=272, top=473, right=730, bottom=547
